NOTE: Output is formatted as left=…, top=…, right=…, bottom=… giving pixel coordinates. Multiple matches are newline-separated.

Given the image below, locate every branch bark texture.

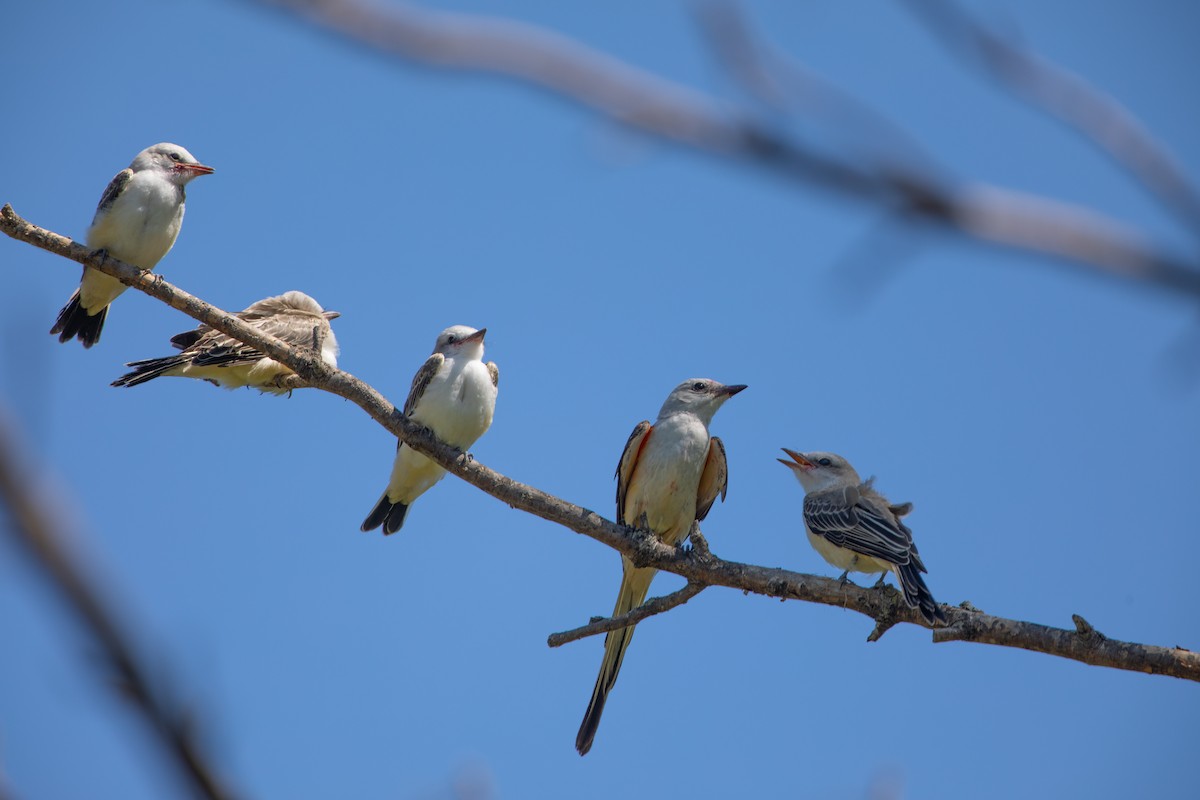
left=4, top=204, right=1198, bottom=684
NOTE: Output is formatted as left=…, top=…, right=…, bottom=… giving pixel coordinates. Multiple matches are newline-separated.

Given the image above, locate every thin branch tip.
left=547, top=582, right=706, bottom=647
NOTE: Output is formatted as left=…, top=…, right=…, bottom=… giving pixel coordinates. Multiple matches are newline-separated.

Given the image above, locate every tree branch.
left=252, top=0, right=1200, bottom=301
left=0, top=407, right=237, bottom=800
left=547, top=582, right=707, bottom=648
left=3, top=204, right=1198, bottom=684
left=904, top=0, right=1200, bottom=234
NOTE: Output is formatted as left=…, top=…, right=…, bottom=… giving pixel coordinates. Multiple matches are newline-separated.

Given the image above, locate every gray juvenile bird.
left=52, top=143, right=213, bottom=347
left=778, top=449, right=945, bottom=625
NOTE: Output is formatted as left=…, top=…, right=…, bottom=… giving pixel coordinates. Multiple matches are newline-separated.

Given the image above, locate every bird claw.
left=872, top=573, right=888, bottom=589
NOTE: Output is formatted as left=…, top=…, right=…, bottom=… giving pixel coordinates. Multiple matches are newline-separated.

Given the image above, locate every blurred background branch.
left=255, top=0, right=1200, bottom=299
left=0, top=409, right=238, bottom=800
left=903, top=0, right=1200, bottom=234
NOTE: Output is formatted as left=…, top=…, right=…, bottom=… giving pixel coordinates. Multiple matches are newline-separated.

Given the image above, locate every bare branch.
left=548, top=582, right=707, bottom=648
left=0, top=406, right=238, bottom=800
left=904, top=0, right=1200, bottom=233
left=3, top=204, right=1198, bottom=684
left=251, top=0, right=1200, bottom=301
left=696, top=2, right=943, bottom=177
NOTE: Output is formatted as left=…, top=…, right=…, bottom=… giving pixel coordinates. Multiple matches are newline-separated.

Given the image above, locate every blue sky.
left=2, top=1, right=1198, bottom=798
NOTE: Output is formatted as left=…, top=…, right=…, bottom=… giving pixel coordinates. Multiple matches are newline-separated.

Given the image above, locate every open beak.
left=181, top=163, right=215, bottom=176
left=462, top=327, right=487, bottom=344
left=323, top=311, right=341, bottom=321
left=777, top=447, right=813, bottom=471
left=720, top=383, right=748, bottom=397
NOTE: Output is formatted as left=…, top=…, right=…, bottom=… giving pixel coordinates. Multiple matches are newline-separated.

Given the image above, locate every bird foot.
left=872, top=573, right=888, bottom=589
left=685, top=522, right=712, bottom=560
left=837, top=570, right=855, bottom=586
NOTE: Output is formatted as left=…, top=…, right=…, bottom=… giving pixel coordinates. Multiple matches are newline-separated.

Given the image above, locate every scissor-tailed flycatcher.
left=51, top=143, right=213, bottom=347
left=576, top=378, right=746, bottom=756
left=361, top=325, right=499, bottom=535
left=778, top=449, right=946, bottom=625
left=111, top=291, right=340, bottom=393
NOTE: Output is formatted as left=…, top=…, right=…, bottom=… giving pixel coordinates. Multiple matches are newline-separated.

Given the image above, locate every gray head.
left=657, top=378, right=747, bottom=425
left=777, top=449, right=862, bottom=493
left=131, top=143, right=214, bottom=185
left=433, top=325, right=487, bottom=360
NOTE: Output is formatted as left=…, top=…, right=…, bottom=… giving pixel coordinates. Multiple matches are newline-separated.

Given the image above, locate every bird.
left=360, top=325, right=499, bottom=535
left=111, top=291, right=340, bottom=393
left=51, top=142, right=213, bottom=347
left=777, top=449, right=946, bottom=625
left=576, top=378, right=746, bottom=756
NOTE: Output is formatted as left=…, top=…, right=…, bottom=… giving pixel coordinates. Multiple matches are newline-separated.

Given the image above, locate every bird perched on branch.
left=576, top=378, right=746, bottom=756
left=111, top=291, right=340, bottom=393
left=51, top=143, right=213, bottom=347
left=778, top=449, right=945, bottom=625
left=361, top=325, right=499, bottom=535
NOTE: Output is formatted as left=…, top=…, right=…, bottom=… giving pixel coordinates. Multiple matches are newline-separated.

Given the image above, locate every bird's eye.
left=817, top=458, right=832, bottom=467
left=168, top=152, right=182, bottom=162
left=446, top=335, right=458, bottom=344
left=691, top=381, right=706, bottom=392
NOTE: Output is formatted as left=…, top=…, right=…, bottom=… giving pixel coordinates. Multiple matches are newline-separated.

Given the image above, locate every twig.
left=251, top=0, right=1200, bottom=301
left=548, top=582, right=707, bottom=647
left=3, top=204, right=1198, bottom=683
left=696, top=2, right=942, bottom=177
left=0, top=406, right=237, bottom=800
left=904, top=0, right=1200, bottom=234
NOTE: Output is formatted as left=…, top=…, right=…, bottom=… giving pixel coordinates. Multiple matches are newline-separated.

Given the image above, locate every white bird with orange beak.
left=778, top=449, right=945, bottom=625
left=361, top=325, right=498, bottom=535
left=51, top=143, right=213, bottom=347
left=576, top=378, right=746, bottom=756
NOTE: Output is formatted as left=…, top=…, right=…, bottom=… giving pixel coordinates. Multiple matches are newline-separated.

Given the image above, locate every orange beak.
left=181, top=163, right=214, bottom=176
left=776, top=447, right=813, bottom=471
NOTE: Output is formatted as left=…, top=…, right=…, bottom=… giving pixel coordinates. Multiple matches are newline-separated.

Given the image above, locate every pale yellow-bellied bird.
left=361, top=326, right=498, bottom=535
left=52, top=143, right=213, bottom=347
left=778, top=449, right=945, bottom=625
left=111, top=291, right=339, bottom=393
left=576, top=378, right=746, bottom=756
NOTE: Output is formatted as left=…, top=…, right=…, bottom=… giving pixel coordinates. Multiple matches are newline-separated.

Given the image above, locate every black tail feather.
left=50, top=291, right=108, bottom=348
left=361, top=494, right=409, bottom=535
left=575, top=623, right=633, bottom=756
left=896, top=561, right=946, bottom=625
left=111, top=355, right=189, bottom=388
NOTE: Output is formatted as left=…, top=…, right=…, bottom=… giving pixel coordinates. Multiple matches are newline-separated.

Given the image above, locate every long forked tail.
left=360, top=491, right=409, bottom=535
left=576, top=565, right=655, bottom=756
left=50, top=290, right=108, bottom=348
left=895, top=561, right=946, bottom=625
left=111, top=355, right=189, bottom=387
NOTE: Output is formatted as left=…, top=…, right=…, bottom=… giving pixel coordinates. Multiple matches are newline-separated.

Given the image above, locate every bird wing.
left=614, top=420, right=652, bottom=526
left=93, top=168, right=133, bottom=221
left=695, top=435, right=728, bottom=521
left=403, top=353, right=444, bottom=418
left=487, top=361, right=499, bottom=389
left=187, top=310, right=326, bottom=369
left=169, top=328, right=208, bottom=351
left=803, top=484, right=915, bottom=566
